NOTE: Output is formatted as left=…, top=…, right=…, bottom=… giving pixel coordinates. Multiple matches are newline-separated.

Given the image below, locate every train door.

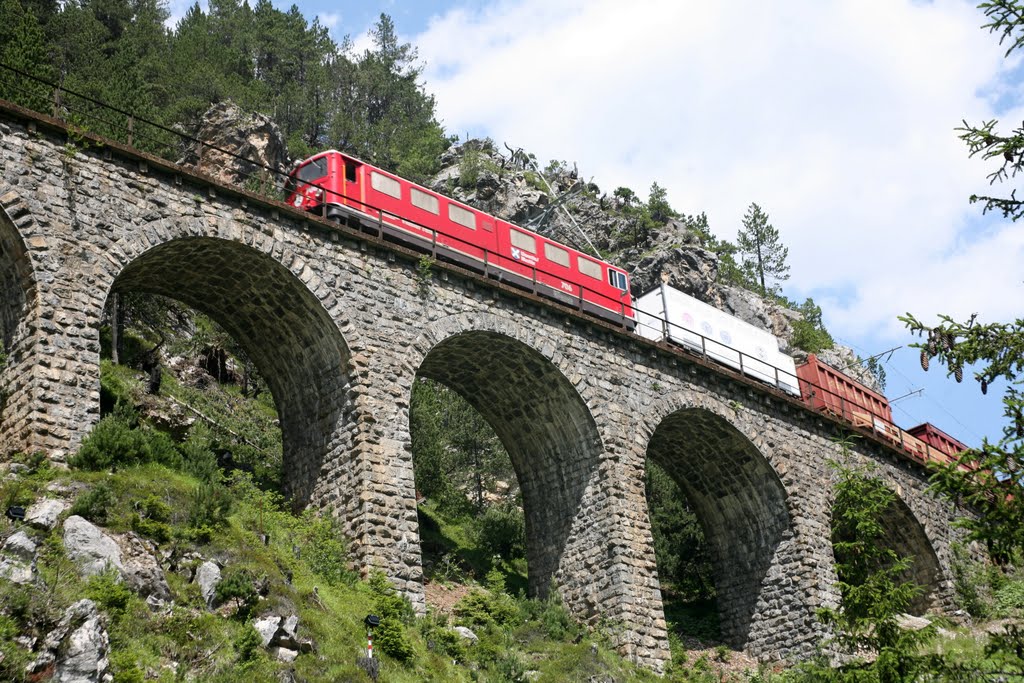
left=335, top=155, right=362, bottom=210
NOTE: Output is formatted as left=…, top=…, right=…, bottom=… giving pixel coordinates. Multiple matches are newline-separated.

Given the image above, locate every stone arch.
left=640, top=395, right=794, bottom=651
left=408, top=313, right=604, bottom=605
left=0, top=187, right=41, bottom=456
left=830, top=475, right=945, bottom=615
left=111, top=235, right=352, bottom=506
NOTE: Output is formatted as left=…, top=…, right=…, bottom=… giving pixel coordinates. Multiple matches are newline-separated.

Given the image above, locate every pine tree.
left=0, top=0, right=55, bottom=111
left=736, top=202, right=790, bottom=295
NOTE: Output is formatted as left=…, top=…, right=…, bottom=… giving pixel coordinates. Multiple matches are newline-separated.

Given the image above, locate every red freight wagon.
left=284, top=150, right=635, bottom=326
left=906, top=423, right=968, bottom=460
left=796, top=354, right=893, bottom=427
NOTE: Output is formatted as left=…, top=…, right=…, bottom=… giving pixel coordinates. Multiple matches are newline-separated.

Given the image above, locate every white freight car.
left=635, top=283, right=800, bottom=396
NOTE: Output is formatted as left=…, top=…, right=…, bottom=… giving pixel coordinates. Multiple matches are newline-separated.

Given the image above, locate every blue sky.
left=167, top=0, right=1020, bottom=448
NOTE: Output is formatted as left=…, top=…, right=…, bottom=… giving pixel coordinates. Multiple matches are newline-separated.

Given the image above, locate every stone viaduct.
left=0, top=101, right=971, bottom=672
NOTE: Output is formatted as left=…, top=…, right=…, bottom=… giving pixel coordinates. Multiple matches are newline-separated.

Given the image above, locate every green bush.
left=109, top=650, right=145, bottom=683
left=178, top=424, right=220, bottom=483
left=70, top=482, right=115, bottom=524
left=301, top=512, right=354, bottom=586
left=476, top=504, right=525, bottom=558
left=996, top=579, right=1024, bottom=615
left=235, top=624, right=265, bottom=663
left=85, top=570, right=134, bottom=615
left=130, top=514, right=171, bottom=544
left=369, top=571, right=415, bottom=662
left=454, top=587, right=518, bottom=628
left=215, top=567, right=258, bottom=616
left=70, top=407, right=182, bottom=472
left=187, top=481, right=232, bottom=529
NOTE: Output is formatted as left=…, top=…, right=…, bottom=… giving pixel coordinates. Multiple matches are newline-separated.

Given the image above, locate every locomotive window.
left=578, top=257, right=602, bottom=280
left=449, top=204, right=476, bottom=229
left=510, top=229, right=536, bottom=253
left=608, top=270, right=628, bottom=291
left=544, top=243, right=570, bottom=267
left=296, top=157, right=328, bottom=182
left=370, top=171, right=401, bottom=198
left=344, top=162, right=357, bottom=182
left=410, top=188, right=439, bottom=214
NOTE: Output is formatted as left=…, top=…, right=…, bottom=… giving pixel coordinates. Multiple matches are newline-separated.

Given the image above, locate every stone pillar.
left=0, top=189, right=103, bottom=461
left=341, top=347, right=424, bottom=614
left=575, top=400, right=671, bottom=674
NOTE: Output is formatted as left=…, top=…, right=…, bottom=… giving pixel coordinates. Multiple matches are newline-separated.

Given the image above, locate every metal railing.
left=0, top=61, right=965, bottom=471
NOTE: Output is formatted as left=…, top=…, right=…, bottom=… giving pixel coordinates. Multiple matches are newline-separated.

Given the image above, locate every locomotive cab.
left=285, top=151, right=363, bottom=220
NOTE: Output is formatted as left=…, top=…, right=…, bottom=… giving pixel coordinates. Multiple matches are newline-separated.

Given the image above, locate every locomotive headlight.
left=293, top=195, right=303, bottom=207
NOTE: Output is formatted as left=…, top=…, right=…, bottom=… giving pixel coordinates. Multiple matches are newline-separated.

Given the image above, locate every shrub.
left=187, top=482, right=232, bottom=529
left=70, top=406, right=182, bottom=472
left=301, top=512, right=354, bottom=586
left=368, top=571, right=415, bottom=662
left=234, top=624, right=265, bottom=663
left=178, top=424, right=219, bottom=483
left=70, top=482, right=115, bottom=524
left=85, top=570, right=134, bottom=615
left=215, top=567, right=258, bottom=616
left=454, top=588, right=517, bottom=628
left=476, top=504, right=525, bottom=558
left=996, top=579, right=1024, bottom=615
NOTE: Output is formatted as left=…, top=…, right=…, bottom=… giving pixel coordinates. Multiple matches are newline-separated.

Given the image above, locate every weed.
left=416, top=255, right=434, bottom=295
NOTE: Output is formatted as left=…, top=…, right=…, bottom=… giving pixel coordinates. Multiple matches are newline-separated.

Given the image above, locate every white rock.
left=0, top=531, right=37, bottom=584
left=271, top=646, right=299, bottom=663
left=29, top=600, right=111, bottom=683
left=896, top=613, right=933, bottom=631
left=254, top=615, right=282, bottom=648
left=63, top=515, right=124, bottom=578
left=25, top=498, right=69, bottom=530
left=281, top=614, right=299, bottom=640
left=194, top=561, right=221, bottom=607
left=452, top=626, right=478, bottom=643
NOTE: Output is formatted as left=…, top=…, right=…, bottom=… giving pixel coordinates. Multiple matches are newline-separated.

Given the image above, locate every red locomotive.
left=285, top=150, right=635, bottom=326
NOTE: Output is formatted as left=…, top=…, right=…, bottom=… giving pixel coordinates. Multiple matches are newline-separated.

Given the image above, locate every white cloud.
left=413, top=0, right=1021, bottom=347
left=318, top=12, right=340, bottom=30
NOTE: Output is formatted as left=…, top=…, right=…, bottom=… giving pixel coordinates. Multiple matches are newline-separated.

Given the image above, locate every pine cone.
left=954, top=365, right=963, bottom=383
left=943, top=332, right=955, bottom=351
left=927, top=334, right=937, bottom=356
left=920, top=349, right=930, bottom=371
left=981, top=378, right=988, bottom=395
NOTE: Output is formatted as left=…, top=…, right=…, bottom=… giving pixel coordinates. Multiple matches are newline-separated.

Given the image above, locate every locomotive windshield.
left=284, top=156, right=329, bottom=195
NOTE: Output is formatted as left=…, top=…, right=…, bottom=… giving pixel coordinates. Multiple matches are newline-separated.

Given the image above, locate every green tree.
left=890, top=5, right=1024, bottom=679
left=902, top=313, right=1024, bottom=561
left=901, top=0, right=1024, bottom=567
left=327, top=14, right=448, bottom=180
left=0, top=0, right=54, bottom=111
left=645, top=461, right=713, bottom=601
left=790, top=297, right=835, bottom=354
left=646, top=181, right=677, bottom=223
left=791, top=459, right=935, bottom=683
left=411, top=379, right=516, bottom=516
left=957, top=1, right=1024, bottom=220
left=736, top=202, right=789, bottom=295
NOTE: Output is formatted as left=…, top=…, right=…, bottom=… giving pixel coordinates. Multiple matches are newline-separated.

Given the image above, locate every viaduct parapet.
left=0, top=102, right=971, bottom=673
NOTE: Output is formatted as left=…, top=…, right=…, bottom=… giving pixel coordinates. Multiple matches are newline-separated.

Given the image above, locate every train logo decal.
left=511, top=247, right=522, bottom=261
left=720, top=330, right=733, bottom=345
